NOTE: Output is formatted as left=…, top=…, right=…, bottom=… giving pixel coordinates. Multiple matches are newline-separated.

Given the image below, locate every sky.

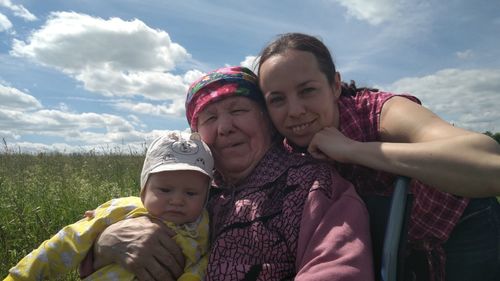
left=1, top=0, right=500, bottom=154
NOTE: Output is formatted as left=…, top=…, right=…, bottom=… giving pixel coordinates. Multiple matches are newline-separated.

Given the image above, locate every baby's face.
left=142, top=170, right=209, bottom=224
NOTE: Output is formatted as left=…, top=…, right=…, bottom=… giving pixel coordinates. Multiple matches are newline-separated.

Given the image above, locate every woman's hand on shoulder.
left=93, top=216, right=185, bottom=281
left=308, top=126, right=360, bottom=163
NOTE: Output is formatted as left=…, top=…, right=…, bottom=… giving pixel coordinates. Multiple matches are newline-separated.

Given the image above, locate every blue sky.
left=1, top=0, right=499, bottom=153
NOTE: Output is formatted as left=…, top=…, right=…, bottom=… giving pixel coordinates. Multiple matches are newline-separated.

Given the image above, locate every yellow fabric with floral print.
left=4, top=196, right=209, bottom=281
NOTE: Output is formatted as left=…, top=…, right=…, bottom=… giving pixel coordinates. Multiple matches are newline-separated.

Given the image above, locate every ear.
left=331, top=72, right=342, bottom=99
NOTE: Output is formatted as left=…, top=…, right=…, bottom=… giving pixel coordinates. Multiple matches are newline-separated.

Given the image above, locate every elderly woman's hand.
left=93, top=216, right=185, bottom=281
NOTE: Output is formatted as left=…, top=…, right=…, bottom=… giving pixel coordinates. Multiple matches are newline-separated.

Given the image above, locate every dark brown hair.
left=257, top=33, right=377, bottom=96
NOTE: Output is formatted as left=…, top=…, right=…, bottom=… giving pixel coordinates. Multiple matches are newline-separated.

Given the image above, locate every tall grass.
left=0, top=150, right=145, bottom=280
left=1, top=136, right=499, bottom=279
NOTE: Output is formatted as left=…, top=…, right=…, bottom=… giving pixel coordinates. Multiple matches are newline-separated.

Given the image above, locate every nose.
left=217, top=113, right=235, bottom=136
left=169, top=192, right=184, bottom=206
left=287, top=96, right=306, bottom=118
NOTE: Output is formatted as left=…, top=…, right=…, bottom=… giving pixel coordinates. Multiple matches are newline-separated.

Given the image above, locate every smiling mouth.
left=221, top=142, right=244, bottom=149
left=289, top=120, right=315, bottom=134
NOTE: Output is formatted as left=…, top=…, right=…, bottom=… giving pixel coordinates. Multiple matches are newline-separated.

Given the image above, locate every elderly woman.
left=81, top=66, right=374, bottom=281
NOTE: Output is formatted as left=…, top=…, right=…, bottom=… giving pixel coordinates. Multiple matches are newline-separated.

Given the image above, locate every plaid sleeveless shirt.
left=336, top=90, right=469, bottom=281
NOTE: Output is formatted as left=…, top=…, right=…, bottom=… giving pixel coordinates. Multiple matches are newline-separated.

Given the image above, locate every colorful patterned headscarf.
left=185, top=66, right=264, bottom=131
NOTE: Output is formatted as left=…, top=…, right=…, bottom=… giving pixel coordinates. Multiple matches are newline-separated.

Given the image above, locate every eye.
left=230, top=108, right=248, bottom=115
left=199, top=114, right=216, bottom=125
left=159, top=187, right=171, bottom=193
left=266, top=94, right=285, bottom=106
left=186, top=191, right=198, bottom=196
left=301, top=87, right=316, bottom=95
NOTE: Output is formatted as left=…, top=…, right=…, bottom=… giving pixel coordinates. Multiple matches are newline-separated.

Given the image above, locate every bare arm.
left=90, top=216, right=185, bottom=281
left=308, top=97, right=500, bottom=197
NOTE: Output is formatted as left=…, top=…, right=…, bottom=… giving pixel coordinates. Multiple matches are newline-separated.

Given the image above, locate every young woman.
left=257, top=32, right=500, bottom=281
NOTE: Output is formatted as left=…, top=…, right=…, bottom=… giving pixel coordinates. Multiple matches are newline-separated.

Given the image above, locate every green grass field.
left=0, top=151, right=144, bottom=280
left=1, top=147, right=499, bottom=280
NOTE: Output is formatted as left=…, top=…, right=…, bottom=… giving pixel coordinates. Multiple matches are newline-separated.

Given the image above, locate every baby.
left=4, top=132, right=213, bottom=281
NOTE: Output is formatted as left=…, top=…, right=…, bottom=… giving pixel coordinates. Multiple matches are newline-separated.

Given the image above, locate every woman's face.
left=196, top=96, right=272, bottom=182
left=259, top=49, right=341, bottom=147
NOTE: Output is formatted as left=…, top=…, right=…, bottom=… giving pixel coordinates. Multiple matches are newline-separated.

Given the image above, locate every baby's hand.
left=83, top=210, right=95, bottom=219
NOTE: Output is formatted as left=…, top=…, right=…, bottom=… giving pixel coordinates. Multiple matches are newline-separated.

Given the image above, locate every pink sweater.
left=207, top=143, right=374, bottom=280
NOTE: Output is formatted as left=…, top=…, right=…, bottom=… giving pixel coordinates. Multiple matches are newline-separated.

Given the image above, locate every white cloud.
left=456, top=49, right=474, bottom=60
left=5, top=141, right=83, bottom=154
left=0, top=83, right=42, bottom=110
left=183, top=69, right=205, bottom=85
left=241, top=56, right=258, bottom=72
left=0, top=128, right=184, bottom=155
left=0, top=12, right=12, bottom=31
left=10, top=12, right=192, bottom=100
left=115, top=99, right=186, bottom=117
left=76, top=67, right=189, bottom=101
left=127, top=114, right=145, bottom=128
left=0, top=129, right=19, bottom=141
left=57, top=102, right=69, bottom=112
left=0, top=97, right=193, bottom=152
left=1, top=140, right=143, bottom=155
left=0, top=0, right=36, bottom=21
left=329, top=1, right=434, bottom=75
left=107, top=69, right=205, bottom=117
left=385, top=68, right=500, bottom=132
left=0, top=108, right=140, bottom=142
left=333, top=0, right=401, bottom=25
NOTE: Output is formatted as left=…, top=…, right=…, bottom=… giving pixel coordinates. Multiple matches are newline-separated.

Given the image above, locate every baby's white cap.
left=140, top=132, right=214, bottom=191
